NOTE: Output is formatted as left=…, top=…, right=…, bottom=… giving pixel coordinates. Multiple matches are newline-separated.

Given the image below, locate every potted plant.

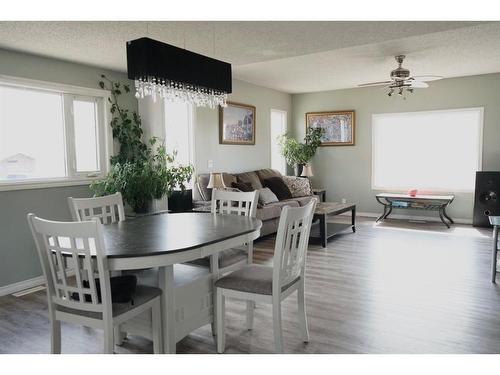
left=278, top=127, right=323, bottom=176
left=167, top=154, right=196, bottom=212
left=90, top=75, right=194, bottom=213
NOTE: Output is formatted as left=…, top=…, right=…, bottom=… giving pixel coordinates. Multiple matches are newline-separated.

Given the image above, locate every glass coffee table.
left=309, top=202, right=356, bottom=248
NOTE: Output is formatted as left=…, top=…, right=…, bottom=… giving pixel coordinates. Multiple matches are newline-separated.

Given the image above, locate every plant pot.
left=168, top=189, right=193, bottom=213
left=133, top=200, right=151, bottom=214
left=295, top=164, right=305, bottom=177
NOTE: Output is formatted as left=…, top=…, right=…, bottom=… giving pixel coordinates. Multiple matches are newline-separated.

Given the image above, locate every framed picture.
left=219, top=101, right=256, bottom=145
left=306, top=110, right=355, bottom=146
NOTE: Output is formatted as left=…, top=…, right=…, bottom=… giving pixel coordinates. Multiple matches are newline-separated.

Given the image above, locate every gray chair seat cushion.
left=215, top=264, right=299, bottom=295
left=56, top=285, right=161, bottom=319
left=187, top=248, right=247, bottom=269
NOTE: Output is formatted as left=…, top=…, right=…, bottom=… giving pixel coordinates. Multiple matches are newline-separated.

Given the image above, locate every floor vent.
left=12, top=285, right=46, bottom=297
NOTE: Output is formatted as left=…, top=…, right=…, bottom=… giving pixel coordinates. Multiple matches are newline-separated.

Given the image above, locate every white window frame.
left=161, top=100, right=196, bottom=169
left=270, top=108, right=287, bottom=175
left=371, top=107, right=484, bottom=193
left=0, top=74, right=111, bottom=191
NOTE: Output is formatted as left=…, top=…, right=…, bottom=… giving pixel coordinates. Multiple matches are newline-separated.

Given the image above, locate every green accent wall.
left=291, top=73, right=500, bottom=222
left=0, top=48, right=136, bottom=289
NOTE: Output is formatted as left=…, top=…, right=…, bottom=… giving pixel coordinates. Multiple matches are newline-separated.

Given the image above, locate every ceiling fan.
left=358, top=55, right=442, bottom=97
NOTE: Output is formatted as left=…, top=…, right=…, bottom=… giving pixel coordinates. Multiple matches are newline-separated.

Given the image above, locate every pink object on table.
left=408, top=189, right=418, bottom=197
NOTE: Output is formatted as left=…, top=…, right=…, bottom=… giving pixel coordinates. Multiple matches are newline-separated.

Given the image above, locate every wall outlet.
left=341, top=198, right=347, bottom=204
left=207, top=160, right=214, bottom=169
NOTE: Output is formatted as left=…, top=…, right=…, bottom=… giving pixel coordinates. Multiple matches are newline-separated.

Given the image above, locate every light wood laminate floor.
left=1, top=217, right=499, bottom=354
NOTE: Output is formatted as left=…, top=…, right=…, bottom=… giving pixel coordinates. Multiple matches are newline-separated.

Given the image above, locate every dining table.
left=100, top=211, right=262, bottom=353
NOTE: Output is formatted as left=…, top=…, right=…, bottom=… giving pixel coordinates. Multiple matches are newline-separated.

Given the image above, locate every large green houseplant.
left=90, top=75, right=193, bottom=213
left=278, top=127, right=323, bottom=176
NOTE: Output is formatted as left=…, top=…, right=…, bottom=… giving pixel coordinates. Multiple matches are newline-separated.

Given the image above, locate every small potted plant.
left=278, top=127, right=323, bottom=176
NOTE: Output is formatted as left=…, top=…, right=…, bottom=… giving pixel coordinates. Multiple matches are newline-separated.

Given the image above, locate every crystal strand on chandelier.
left=133, top=76, right=228, bottom=108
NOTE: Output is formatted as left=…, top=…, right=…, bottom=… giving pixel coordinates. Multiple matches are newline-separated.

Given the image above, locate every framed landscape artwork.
left=219, top=101, right=256, bottom=145
left=306, top=110, right=355, bottom=146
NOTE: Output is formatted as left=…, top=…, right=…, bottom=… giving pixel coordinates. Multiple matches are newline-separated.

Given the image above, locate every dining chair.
left=188, top=189, right=259, bottom=335
left=68, top=192, right=125, bottom=224
left=27, top=214, right=163, bottom=354
left=214, top=199, right=317, bottom=353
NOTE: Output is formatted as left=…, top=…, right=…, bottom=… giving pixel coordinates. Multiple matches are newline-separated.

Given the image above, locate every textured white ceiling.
left=0, top=21, right=496, bottom=93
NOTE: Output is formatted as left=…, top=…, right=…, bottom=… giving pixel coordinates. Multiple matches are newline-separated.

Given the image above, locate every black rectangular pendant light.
left=126, top=37, right=232, bottom=94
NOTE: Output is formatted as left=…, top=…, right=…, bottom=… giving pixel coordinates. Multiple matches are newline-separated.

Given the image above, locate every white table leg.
left=159, top=265, right=176, bottom=353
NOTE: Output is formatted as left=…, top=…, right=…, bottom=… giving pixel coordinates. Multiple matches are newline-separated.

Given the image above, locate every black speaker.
left=473, top=171, right=500, bottom=227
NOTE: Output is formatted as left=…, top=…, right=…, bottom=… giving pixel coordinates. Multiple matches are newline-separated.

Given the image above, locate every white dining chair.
left=68, top=192, right=125, bottom=224
left=27, top=214, right=163, bottom=354
left=188, top=189, right=259, bottom=335
left=214, top=199, right=317, bottom=353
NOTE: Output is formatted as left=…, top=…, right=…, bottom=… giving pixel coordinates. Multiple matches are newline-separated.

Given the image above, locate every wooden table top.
left=376, top=193, right=455, bottom=201
left=314, top=202, right=355, bottom=215
left=101, top=212, right=262, bottom=258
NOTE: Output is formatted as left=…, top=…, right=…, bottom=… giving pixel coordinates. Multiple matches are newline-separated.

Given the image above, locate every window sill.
left=0, top=177, right=101, bottom=192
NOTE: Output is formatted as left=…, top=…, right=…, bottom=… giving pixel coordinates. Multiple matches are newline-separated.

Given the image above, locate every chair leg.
left=152, top=299, right=163, bottom=354
left=216, top=288, right=226, bottom=353
left=272, top=298, right=284, bottom=353
left=50, top=319, right=61, bottom=354
left=103, top=321, right=114, bottom=354
left=297, top=282, right=309, bottom=342
left=114, top=325, right=126, bottom=346
left=246, top=300, right=254, bottom=330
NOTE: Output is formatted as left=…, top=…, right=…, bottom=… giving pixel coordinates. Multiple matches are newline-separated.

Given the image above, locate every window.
left=372, top=108, right=483, bottom=192
left=0, top=77, right=108, bottom=189
left=270, top=109, right=287, bottom=174
left=164, top=100, right=194, bottom=187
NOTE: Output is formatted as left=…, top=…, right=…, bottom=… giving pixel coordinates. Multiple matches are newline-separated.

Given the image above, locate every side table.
left=312, top=188, right=326, bottom=202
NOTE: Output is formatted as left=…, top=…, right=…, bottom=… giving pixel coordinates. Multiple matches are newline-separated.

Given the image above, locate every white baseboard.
left=0, top=274, right=46, bottom=297
left=0, top=269, right=75, bottom=297
left=339, top=211, right=472, bottom=225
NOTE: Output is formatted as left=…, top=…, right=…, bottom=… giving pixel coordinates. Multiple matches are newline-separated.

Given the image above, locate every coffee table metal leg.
left=319, top=214, right=327, bottom=248
left=442, top=206, right=454, bottom=224
left=376, top=205, right=387, bottom=223
left=352, top=207, right=356, bottom=233
left=439, top=207, right=451, bottom=228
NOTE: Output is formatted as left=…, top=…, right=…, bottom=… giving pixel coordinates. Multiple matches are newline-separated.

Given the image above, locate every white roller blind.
left=372, top=108, right=483, bottom=192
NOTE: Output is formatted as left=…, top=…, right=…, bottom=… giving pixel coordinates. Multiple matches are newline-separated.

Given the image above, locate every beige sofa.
left=194, top=168, right=316, bottom=237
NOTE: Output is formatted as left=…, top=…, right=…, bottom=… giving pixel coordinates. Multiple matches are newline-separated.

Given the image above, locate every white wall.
left=291, top=73, right=500, bottom=222
left=195, top=79, right=292, bottom=174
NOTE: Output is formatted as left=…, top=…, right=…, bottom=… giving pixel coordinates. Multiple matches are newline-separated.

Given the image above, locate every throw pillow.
left=282, top=176, right=312, bottom=198
left=258, top=187, right=279, bottom=205
left=232, top=181, right=254, bottom=192
left=263, top=177, right=292, bottom=201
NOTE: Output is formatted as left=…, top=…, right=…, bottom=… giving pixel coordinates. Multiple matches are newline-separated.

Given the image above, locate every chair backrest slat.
left=273, top=199, right=317, bottom=292
left=68, top=192, right=125, bottom=224
left=27, top=214, right=111, bottom=314
left=211, top=190, right=259, bottom=218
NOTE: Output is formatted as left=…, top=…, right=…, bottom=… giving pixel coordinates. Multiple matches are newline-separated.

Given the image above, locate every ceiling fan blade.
left=410, top=81, right=429, bottom=88
left=411, top=75, right=443, bottom=82
left=358, top=81, right=393, bottom=87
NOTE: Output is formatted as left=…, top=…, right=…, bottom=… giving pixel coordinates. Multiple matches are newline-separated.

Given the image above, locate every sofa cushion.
left=285, top=196, right=317, bottom=207
left=263, top=177, right=292, bottom=201
left=255, top=168, right=282, bottom=182
left=231, top=181, right=254, bottom=192
left=222, top=173, right=237, bottom=187
left=256, top=199, right=300, bottom=221
left=235, top=171, right=263, bottom=190
left=258, top=187, right=279, bottom=205
left=282, top=175, right=312, bottom=198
